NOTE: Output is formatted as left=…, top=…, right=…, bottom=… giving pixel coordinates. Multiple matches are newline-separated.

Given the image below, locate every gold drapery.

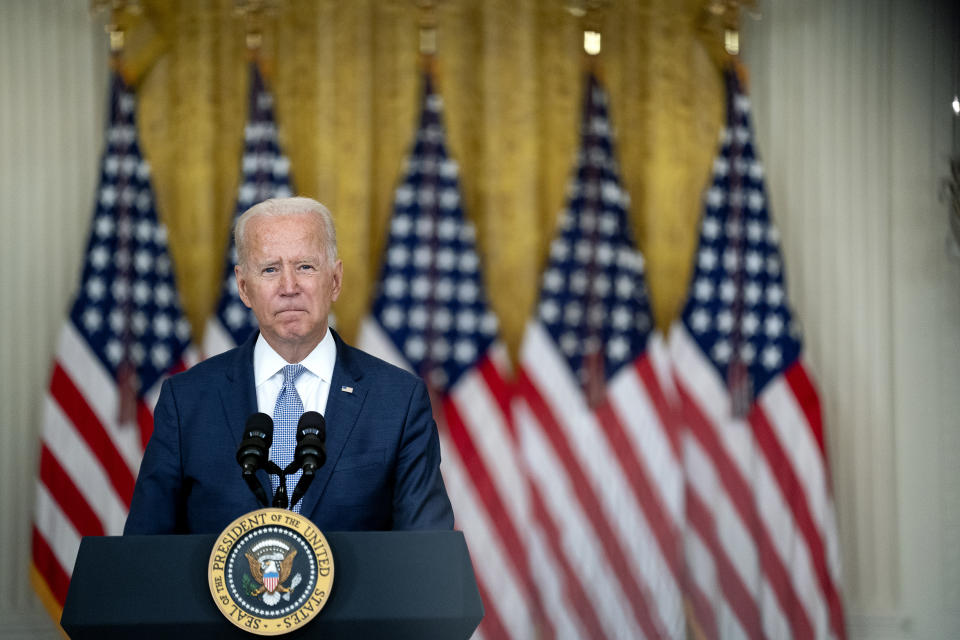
left=120, top=0, right=730, bottom=355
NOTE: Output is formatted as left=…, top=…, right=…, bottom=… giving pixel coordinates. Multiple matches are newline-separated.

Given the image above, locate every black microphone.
left=294, top=411, right=327, bottom=474
left=236, top=412, right=273, bottom=506
left=289, top=411, right=327, bottom=509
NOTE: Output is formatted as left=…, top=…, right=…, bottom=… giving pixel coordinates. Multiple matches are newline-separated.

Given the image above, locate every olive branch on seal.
left=242, top=572, right=259, bottom=597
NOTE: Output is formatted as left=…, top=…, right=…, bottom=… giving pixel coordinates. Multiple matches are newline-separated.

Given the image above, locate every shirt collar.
left=253, top=329, right=337, bottom=387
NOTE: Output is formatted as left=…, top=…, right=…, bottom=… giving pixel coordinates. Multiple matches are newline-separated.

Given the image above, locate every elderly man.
left=125, top=197, right=454, bottom=534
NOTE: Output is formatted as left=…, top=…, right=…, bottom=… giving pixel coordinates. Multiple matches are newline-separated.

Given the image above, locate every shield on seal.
left=263, top=568, right=279, bottom=593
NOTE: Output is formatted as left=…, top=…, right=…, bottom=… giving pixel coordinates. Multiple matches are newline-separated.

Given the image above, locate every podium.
left=61, top=531, right=483, bottom=639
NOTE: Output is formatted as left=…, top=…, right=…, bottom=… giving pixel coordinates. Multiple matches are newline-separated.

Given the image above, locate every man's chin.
left=271, top=321, right=325, bottom=343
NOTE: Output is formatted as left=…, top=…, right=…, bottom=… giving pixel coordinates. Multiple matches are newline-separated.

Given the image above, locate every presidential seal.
left=208, top=509, right=334, bottom=635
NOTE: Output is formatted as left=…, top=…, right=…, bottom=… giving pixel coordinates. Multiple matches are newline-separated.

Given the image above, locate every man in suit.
left=124, top=197, right=454, bottom=534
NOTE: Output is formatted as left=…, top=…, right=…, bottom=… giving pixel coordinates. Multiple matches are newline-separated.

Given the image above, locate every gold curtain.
left=121, top=0, right=729, bottom=356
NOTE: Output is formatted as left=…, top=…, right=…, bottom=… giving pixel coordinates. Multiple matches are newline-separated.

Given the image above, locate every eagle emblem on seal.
left=243, top=539, right=302, bottom=605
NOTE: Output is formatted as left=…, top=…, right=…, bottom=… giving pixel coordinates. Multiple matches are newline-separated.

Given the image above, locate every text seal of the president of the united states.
left=208, top=508, right=333, bottom=635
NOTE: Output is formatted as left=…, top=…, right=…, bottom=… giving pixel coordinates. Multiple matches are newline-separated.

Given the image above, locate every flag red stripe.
left=518, top=369, right=665, bottom=639
left=634, top=355, right=683, bottom=458
left=594, top=398, right=683, bottom=582
left=683, top=557, right=718, bottom=640
left=50, top=364, right=136, bottom=506
left=686, top=487, right=762, bottom=640
left=475, top=572, right=510, bottom=640
left=528, top=473, right=606, bottom=638
left=137, top=398, right=153, bottom=452
left=750, top=404, right=846, bottom=640
left=441, top=397, right=550, bottom=635
left=783, top=362, right=826, bottom=458
left=168, top=358, right=188, bottom=376
left=476, top=354, right=513, bottom=427
left=680, top=384, right=814, bottom=639
left=31, top=527, right=71, bottom=607
left=38, top=446, right=105, bottom=537
left=783, top=358, right=846, bottom=639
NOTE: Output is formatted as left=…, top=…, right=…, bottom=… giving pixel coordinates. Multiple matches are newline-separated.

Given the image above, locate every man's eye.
left=299, top=264, right=315, bottom=271
left=263, top=267, right=277, bottom=274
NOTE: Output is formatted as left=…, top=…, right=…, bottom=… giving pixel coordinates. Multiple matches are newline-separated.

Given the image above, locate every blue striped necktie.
left=272, top=363, right=305, bottom=512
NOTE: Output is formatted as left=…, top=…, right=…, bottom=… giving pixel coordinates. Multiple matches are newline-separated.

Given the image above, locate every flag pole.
left=235, top=0, right=280, bottom=74
left=703, top=0, right=759, bottom=90
left=566, top=0, right=606, bottom=80
left=418, top=0, right=439, bottom=78
left=91, top=0, right=138, bottom=78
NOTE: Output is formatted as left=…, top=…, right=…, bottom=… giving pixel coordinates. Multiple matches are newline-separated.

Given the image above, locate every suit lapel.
left=298, top=330, right=367, bottom=519
left=219, top=332, right=262, bottom=490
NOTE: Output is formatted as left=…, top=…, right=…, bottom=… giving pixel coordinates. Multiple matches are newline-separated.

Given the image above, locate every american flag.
left=31, top=73, right=195, bottom=611
left=669, top=70, right=846, bottom=639
left=513, top=74, right=685, bottom=639
left=357, top=73, right=542, bottom=639
left=203, top=62, right=293, bottom=357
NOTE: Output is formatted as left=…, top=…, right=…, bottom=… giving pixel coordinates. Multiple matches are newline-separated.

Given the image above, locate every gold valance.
left=115, top=0, right=731, bottom=355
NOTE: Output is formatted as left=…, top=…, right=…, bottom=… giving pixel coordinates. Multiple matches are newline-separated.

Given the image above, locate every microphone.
left=289, top=411, right=327, bottom=509
left=236, top=412, right=273, bottom=506
left=294, top=411, right=327, bottom=473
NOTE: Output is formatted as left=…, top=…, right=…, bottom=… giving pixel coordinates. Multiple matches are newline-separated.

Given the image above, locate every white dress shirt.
left=252, top=329, right=337, bottom=419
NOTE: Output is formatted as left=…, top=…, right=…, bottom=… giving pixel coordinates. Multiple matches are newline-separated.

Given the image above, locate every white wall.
left=744, top=0, right=960, bottom=637
left=0, top=1, right=957, bottom=637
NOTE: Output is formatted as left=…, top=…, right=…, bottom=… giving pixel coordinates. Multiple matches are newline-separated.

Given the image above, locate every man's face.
left=235, top=213, right=342, bottom=356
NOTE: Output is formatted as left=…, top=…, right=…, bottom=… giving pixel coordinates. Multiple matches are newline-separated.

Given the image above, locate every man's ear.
left=235, top=265, right=253, bottom=308
left=330, top=260, right=343, bottom=302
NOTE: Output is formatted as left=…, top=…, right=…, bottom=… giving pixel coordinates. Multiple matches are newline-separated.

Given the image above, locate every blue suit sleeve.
left=124, top=379, right=183, bottom=534
left=391, top=378, right=454, bottom=530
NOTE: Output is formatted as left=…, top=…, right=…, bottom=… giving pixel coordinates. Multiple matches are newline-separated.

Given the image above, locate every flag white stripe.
left=486, top=340, right=512, bottom=377
left=685, top=435, right=761, bottom=604
left=34, top=484, right=81, bottom=576
left=516, top=401, right=642, bottom=640
left=525, top=513, right=584, bottom=640
left=608, top=363, right=683, bottom=523
left=718, top=600, right=750, bottom=640
left=361, top=317, right=536, bottom=636
left=451, top=369, right=531, bottom=529
left=519, top=322, right=580, bottom=408
left=686, top=430, right=795, bottom=640
left=759, top=581, right=791, bottom=640
left=57, top=323, right=143, bottom=472
left=761, top=377, right=834, bottom=539
left=522, top=325, right=680, bottom=629
left=753, top=444, right=828, bottom=636
left=356, top=317, right=415, bottom=375
left=439, top=430, right=534, bottom=639
left=42, top=396, right=128, bottom=533
left=669, top=323, right=735, bottom=425
left=677, top=324, right=837, bottom=636
left=202, top=318, right=235, bottom=361
left=674, top=323, right=842, bottom=638
left=684, top=526, right=717, bottom=607
left=648, top=333, right=678, bottom=398
left=607, top=368, right=685, bottom=633
left=141, top=347, right=195, bottom=417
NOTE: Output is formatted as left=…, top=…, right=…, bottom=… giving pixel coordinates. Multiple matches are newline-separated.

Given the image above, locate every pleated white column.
left=0, top=0, right=107, bottom=635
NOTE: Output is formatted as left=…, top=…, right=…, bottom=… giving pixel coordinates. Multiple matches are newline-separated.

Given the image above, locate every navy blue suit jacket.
left=124, top=330, right=454, bottom=534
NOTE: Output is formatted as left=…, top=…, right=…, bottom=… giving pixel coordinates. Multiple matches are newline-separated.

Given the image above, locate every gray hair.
left=235, top=197, right=338, bottom=268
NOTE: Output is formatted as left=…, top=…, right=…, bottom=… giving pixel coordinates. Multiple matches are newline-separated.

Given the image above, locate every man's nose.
left=278, top=266, right=298, bottom=294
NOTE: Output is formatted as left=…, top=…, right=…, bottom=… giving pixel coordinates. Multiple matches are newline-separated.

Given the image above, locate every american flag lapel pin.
left=341, top=386, right=353, bottom=394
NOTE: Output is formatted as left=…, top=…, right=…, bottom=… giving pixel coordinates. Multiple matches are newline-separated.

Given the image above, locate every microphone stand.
left=264, top=461, right=289, bottom=509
